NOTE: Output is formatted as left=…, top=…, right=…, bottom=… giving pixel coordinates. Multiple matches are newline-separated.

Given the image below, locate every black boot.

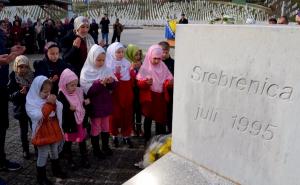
left=50, top=159, right=67, bottom=179
left=22, top=149, right=30, bottom=160
left=136, top=123, right=142, bottom=137
left=36, top=166, right=53, bottom=185
left=66, top=153, right=76, bottom=170
left=64, top=142, right=76, bottom=170
left=113, top=136, right=119, bottom=148
left=79, top=141, right=90, bottom=168
left=101, top=132, right=113, bottom=156
left=90, top=135, right=105, bottom=160
left=125, top=137, right=134, bottom=148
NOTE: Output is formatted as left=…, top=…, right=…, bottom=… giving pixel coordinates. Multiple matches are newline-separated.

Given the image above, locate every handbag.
left=32, top=116, right=63, bottom=146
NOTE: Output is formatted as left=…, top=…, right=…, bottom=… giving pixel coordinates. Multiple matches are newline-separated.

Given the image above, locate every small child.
left=80, top=44, right=116, bottom=158
left=125, top=44, right=143, bottom=137
left=158, top=41, right=174, bottom=134
left=106, top=42, right=134, bottom=148
left=26, top=76, right=66, bottom=185
left=137, top=44, right=173, bottom=144
left=58, top=68, right=89, bottom=168
left=34, top=42, right=70, bottom=95
left=8, top=55, right=34, bottom=159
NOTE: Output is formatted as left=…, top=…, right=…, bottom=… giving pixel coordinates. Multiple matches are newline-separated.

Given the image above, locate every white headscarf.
left=26, top=76, right=63, bottom=138
left=80, top=44, right=117, bottom=94
left=74, top=16, right=95, bottom=52
left=106, top=42, right=131, bottom=81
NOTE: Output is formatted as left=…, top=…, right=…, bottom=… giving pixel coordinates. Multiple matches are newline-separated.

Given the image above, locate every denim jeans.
left=102, top=33, right=109, bottom=44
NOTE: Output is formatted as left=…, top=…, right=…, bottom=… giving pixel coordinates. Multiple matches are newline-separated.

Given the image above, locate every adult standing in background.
left=34, top=19, right=45, bottom=53
left=100, top=14, right=110, bottom=46
left=178, top=13, right=188, bottom=24
left=10, top=20, right=22, bottom=45
left=0, top=0, right=26, bottom=179
left=61, top=16, right=95, bottom=77
left=22, top=22, right=35, bottom=54
left=111, top=18, right=123, bottom=43
left=44, top=20, right=57, bottom=42
left=89, top=19, right=99, bottom=44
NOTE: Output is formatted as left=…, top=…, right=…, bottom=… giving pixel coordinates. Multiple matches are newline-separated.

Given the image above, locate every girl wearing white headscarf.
left=80, top=44, right=116, bottom=158
left=26, top=76, right=66, bottom=184
left=106, top=42, right=134, bottom=148
left=61, top=16, right=95, bottom=77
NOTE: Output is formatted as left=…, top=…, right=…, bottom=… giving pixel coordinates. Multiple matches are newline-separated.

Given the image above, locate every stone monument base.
left=123, top=152, right=238, bottom=185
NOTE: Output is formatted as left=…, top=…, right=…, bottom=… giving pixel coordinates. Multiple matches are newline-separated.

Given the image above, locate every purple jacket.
left=87, top=80, right=116, bottom=118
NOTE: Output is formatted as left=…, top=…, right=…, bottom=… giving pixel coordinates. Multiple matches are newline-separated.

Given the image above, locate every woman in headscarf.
left=136, top=44, right=173, bottom=144
left=61, top=16, right=95, bottom=77
left=106, top=42, right=134, bottom=148
left=125, top=44, right=143, bottom=137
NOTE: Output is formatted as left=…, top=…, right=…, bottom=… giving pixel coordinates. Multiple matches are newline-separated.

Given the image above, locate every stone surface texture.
left=172, top=24, right=300, bottom=185
left=124, top=153, right=236, bottom=185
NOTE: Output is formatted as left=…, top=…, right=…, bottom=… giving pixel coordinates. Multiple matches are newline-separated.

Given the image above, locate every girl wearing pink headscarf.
left=137, top=45, right=173, bottom=144
left=57, top=68, right=90, bottom=169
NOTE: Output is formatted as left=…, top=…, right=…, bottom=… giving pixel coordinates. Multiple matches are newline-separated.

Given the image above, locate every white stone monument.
left=124, top=24, right=300, bottom=185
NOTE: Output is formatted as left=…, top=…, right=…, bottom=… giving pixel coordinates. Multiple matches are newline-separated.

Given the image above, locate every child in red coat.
left=106, top=42, right=134, bottom=148
left=136, top=45, right=173, bottom=144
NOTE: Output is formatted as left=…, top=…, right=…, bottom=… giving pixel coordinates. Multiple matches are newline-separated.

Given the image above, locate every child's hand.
left=70, top=105, right=76, bottom=111
left=115, top=65, right=121, bottom=73
left=98, top=39, right=105, bottom=47
left=100, top=79, right=107, bottom=86
left=73, top=37, right=81, bottom=48
left=146, top=78, right=153, bottom=85
left=50, top=75, right=59, bottom=82
left=20, top=86, right=27, bottom=94
left=107, top=77, right=114, bottom=84
left=168, top=79, right=174, bottom=86
left=47, top=94, right=57, bottom=104
left=84, top=99, right=90, bottom=105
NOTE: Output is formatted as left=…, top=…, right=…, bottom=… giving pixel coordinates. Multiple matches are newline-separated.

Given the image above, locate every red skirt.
left=110, top=80, right=134, bottom=137
left=141, top=91, right=168, bottom=124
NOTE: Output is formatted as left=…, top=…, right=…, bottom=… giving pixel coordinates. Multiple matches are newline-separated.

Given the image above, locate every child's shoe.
left=51, top=159, right=67, bottom=179
left=113, top=137, right=119, bottom=148
left=125, top=138, right=134, bottom=148
left=101, top=132, right=113, bottom=156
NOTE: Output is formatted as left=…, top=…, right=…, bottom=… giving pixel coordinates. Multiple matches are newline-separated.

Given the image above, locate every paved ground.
left=1, top=111, right=145, bottom=185
left=0, top=27, right=168, bottom=185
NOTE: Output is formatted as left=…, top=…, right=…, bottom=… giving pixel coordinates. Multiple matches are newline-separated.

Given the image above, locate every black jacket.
left=57, top=92, right=89, bottom=133
left=7, top=72, right=30, bottom=120
left=61, top=31, right=85, bottom=77
left=0, top=29, right=10, bottom=87
left=100, top=18, right=110, bottom=33
left=163, top=57, right=174, bottom=75
left=33, top=58, right=70, bottom=94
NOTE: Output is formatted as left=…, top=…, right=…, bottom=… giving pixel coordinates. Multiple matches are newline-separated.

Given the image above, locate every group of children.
left=7, top=15, right=175, bottom=185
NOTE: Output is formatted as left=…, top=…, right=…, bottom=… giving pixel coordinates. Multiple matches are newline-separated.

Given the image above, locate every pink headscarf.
left=137, top=45, right=173, bottom=93
left=59, top=68, right=85, bottom=124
